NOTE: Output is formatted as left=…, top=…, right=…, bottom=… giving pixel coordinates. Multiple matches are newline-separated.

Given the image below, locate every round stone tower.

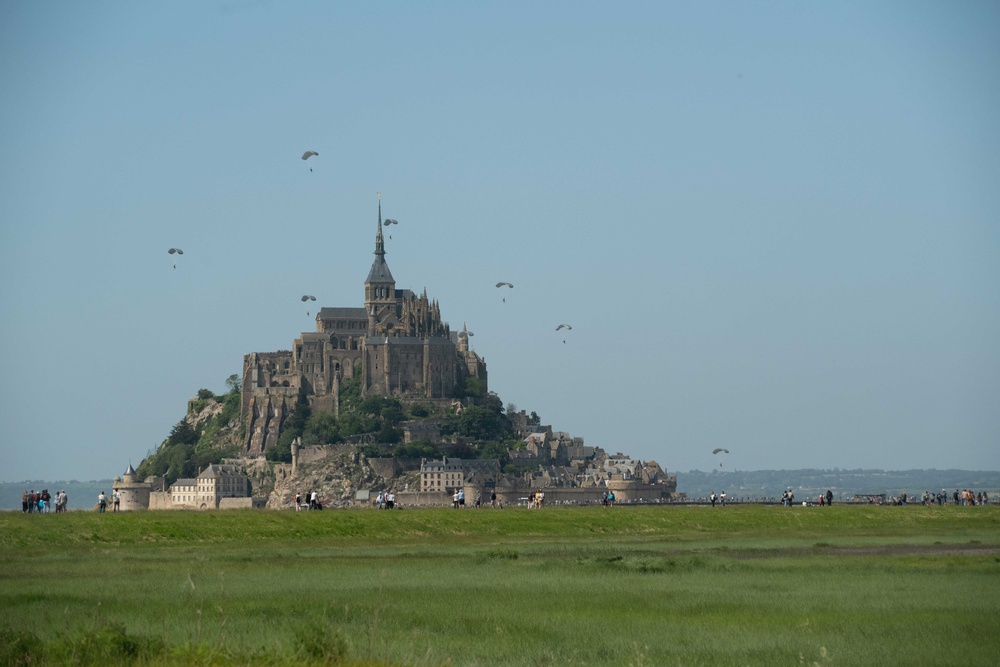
left=115, top=463, right=151, bottom=511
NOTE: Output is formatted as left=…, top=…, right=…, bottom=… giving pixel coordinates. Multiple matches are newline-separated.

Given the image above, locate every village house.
left=420, top=458, right=501, bottom=494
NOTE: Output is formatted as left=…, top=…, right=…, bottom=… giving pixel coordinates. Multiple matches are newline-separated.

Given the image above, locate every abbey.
left=240, top=198, right=487, bottom=456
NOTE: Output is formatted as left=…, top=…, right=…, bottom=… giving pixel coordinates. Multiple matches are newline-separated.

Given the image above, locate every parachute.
left=713, top=447, right=730, bottom=469
left=495, top=282, right=514, bottom=288
left=555, top=324, right=572, bottom=331
left=301, top=151, right=318, bottom=160
left=301, top=295, right=316, bottom=302
left=167, top=248, right=183, bottom=255
left=382, top=218, right=398, bottom=226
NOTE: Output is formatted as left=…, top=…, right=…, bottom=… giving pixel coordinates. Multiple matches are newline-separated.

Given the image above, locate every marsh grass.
left=1, top=505, right=998, bottom=665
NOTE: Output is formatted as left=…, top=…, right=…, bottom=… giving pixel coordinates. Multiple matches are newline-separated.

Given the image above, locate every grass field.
left=1, top=504, right=998, bottom=666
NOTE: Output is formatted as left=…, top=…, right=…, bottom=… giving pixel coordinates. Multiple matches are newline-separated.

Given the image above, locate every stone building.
left=166, top=463, right=253, bottom=510
left=241, top=196, right=487, bottom=456
left=420, top=458, right=501, bottom=494
left=113, top=463, right=164, bottom=511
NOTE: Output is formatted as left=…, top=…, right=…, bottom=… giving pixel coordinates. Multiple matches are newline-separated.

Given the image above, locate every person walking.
left=98, top=491, right=107, bottom=513
left=826, top=489, right=833, bottom=506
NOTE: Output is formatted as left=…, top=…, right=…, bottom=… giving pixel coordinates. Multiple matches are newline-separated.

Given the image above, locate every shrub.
left=50, top=623, right=166, bottom=665
left=293, top=619, right=347, bottom=664
left=0, top=628, right=44, bottom=666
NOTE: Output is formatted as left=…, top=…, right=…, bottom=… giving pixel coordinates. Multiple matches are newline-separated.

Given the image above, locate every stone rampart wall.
left=149, top=491, right=174, bottom=510
left=395, top=491, right=454, bottom=507
left=219, top=497, right=267, bottom=510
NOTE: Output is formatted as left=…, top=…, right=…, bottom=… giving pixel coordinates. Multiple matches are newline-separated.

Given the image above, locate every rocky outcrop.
left=265, top=444, right=403, bottom=509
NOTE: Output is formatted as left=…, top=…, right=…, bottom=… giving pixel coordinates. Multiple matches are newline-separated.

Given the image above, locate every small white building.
left=168, top=464, right=252, bottom=509
left=420, top=457, right=500, bottom=493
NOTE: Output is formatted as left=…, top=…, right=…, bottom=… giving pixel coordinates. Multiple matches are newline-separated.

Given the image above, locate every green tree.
left=473, top=440, right=509, bottom=462
left=225, top=373, right=240, bottom=394
left=394, top=439, right=441, bottom=459
left=377, top=422, right=401, bottom=444
left=304, top=411, right=339, bottom=445
left=168, top=419, right=200, bottom=446
left=449, top=442, right=476, bottom=459
left=458, top=405, right=502, bottom=440
left=465, top=376, right=485, bottom=398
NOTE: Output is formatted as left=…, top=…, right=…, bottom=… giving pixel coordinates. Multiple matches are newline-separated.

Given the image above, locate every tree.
left=473, top=440, right=509, bottom=462
left=304, top=411, right=339, bottom=445
left=458, top=405, right=503, bottom=440
left=394, top=439, right=441, bottom=459
left=168, top=419, right=200, bottom=446
left=377, top=422, right=401, bottom=444
left=225, top=374, right=240, bottom=394
left=465, top=376, right=485, bottom=398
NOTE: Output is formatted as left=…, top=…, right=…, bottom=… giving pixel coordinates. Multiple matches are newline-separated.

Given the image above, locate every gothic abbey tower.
left=240, top=197, right=487, bottom=456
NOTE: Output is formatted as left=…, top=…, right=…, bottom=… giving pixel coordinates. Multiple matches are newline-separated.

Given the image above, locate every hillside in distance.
left=677, top=468, right=1000, bottom=501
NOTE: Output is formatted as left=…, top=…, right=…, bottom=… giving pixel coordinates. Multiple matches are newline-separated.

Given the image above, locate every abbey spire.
left=365, top=192, right=394, bottom=286
left=365, top=193, right=396, bottom=335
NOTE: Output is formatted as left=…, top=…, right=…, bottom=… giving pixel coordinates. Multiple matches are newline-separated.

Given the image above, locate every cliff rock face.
left=265, top=444, right=406, bottom=509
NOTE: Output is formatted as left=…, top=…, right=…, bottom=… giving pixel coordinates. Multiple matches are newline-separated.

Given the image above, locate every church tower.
left=365, top=193, right=396, bottom=336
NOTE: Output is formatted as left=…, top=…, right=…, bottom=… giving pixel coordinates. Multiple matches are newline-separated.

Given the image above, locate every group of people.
left=96, top=490, right=121, bottom=512
left=601, top=490, right=615, bottom=507
left=879, top=490, right=990, bottom=506
left=21, top=489, right=68, bottom=513
left=293, top=491, right=322, bottom=511
left=953, top=489, right=989, bottom=506
left=709, top=490, right=728, bottom=507
left=375, top=491, right=397, bottom=509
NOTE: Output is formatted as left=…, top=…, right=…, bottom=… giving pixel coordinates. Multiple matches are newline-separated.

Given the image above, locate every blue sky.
left=1, top=1, right=997, bottom=482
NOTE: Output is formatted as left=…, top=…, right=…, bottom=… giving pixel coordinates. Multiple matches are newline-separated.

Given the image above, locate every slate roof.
left=317, top=307, right=368, bottom=319
left=366, top=254, right=394, bottom=284
left=198, top=464, right=244, bottom=479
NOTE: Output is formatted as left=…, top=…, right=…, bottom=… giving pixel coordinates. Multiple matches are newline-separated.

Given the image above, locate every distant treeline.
left=676, top=469, right=1000, bottom=501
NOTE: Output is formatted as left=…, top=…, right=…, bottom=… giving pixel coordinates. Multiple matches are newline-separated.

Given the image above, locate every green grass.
left=1, top=505, right=998, bottom=666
